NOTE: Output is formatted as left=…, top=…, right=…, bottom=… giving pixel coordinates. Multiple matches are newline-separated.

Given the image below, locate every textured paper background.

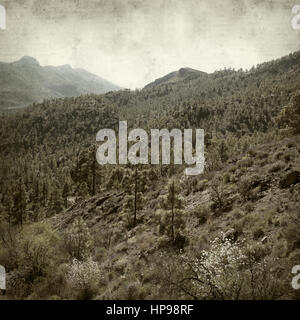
left=0, top=0, right=299, bottom=88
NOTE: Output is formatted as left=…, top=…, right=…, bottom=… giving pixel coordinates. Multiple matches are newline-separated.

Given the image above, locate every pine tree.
left=168, top=180, right=177, bottom=242
left=157, top=179, right=184, bottom=243
left=12, top=181, right=28, bottom=226
left=122, top=166, right=146, bottom=227
left=62, top=182, right=70, bottom=208
left=64, top=217, right=93, bottom=261
left=50, top=187, right=63, bottom=214
left=71, top=144, right=101, bottom=196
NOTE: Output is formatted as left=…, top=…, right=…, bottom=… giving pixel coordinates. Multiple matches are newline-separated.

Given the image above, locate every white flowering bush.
left=182, top=234, right=247, bottom=299
left=65, top=258, right=102, bottom=299
left=178, top=234, right=288, bottom=300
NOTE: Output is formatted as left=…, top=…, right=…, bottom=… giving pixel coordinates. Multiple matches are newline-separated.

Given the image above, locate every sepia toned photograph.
left=0, top=0, right=300, bottom=304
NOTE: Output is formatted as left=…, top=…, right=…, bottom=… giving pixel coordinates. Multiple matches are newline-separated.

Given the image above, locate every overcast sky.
left=0, top=0, right=300, bottom=88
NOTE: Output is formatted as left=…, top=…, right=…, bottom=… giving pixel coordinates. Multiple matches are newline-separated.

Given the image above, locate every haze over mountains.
left=2, top=51, right=299, bottom=112
left=0, top=56, right=121, bottom=110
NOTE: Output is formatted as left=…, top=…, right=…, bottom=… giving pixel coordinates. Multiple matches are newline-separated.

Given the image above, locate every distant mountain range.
left=2, top=52, right=300, bottom=111
left=0, top=56, right=121, bottom=110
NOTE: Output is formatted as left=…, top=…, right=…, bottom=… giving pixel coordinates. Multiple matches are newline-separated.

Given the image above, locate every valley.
left=0, top=50, right=300, bottom=300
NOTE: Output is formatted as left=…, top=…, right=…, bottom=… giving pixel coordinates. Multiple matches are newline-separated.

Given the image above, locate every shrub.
left=155, top=209, right=185, bottom=239
left=192, top=205, right=210, bottom=225
left=233, top=221, right=244, bottom=237
left=16, top=223, right=60, bottom=282
left=176, top=236, right=289, bottom=299
left=181, top=235, right=247, bottom=299
left=116, top=280, right=149, bottom=300
left=244, top=202, right=254, bottom=213
left=210, top=179, right=226, bottom=210
left=268, top=161, right=285, bottom=173
left=223, top=172, right=231, bottom=184
left=65, top=258, right=102, bottom=300
left=284, top=210, right=300, bottom=251
left=232, top=208, right=244, bottom=219
left=248, top=148, right=257, bottom=158
left=7, top=223, right=60, bottom=298
left=63, top=217, right=93, bottom=261
left=253, top=227, right=264, bottom=240
left=283, top=151, right=294, bottom=163
left=238, top=176, right=253, bottom=202
left=197, top=179, right=209, bottom=191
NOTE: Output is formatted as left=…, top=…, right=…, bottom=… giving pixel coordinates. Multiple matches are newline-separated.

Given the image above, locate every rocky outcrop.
left=50, top=191, right=125, bottom=230
left=280, top=171, right=300, bottom=188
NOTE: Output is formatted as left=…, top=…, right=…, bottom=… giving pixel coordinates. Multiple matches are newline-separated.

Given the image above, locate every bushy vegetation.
left=0, top=51, right=300, bottom=299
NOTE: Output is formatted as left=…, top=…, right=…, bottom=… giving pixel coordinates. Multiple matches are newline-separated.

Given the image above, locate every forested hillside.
left=0, top=51, right=299, bottom=300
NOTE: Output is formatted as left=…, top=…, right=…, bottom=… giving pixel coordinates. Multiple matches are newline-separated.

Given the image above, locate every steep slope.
left=47, top=134, right=300, bottom=300
left=1, top=51, right=300, bottom=300
left=0, top=56, right=121, bottom=110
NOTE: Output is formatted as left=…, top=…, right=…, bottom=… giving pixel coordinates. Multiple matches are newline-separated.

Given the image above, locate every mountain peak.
left=0, top=56, right=121, bottom=109
left=144, top=67, right=207, bottom=89
left=178, top=67, right=204, bottom=74
left=15, top=56, right=40, bottom=66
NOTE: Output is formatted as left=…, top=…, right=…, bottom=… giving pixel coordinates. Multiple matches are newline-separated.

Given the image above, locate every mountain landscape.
left=0, top=50, right=300, bottom=300
left=0, top=56, right=121, bottom=110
